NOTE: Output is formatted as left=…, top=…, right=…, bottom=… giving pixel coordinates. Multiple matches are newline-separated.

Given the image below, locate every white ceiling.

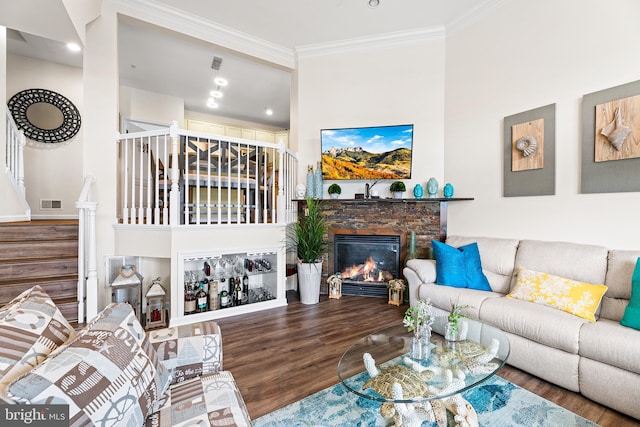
left=4, top=0, right=500, bottom=130
left=153, top=0, right=492, bottom=49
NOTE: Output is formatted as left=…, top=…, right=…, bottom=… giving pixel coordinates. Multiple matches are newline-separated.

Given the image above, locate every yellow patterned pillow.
left=507, top=266, right=608, bottom=322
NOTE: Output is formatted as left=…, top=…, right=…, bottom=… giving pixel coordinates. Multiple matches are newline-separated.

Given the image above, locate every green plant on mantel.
left=328, top=183, right=342, bottom=195
left=390, top=181, right=406, bottom=192
left=292, top=197, right=328, bottom=263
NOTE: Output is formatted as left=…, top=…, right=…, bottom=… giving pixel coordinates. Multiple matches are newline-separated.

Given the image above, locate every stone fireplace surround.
left=296, top=197, right=472, bottom=294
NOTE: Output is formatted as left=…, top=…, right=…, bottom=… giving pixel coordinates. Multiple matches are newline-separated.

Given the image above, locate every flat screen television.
left=321, top=124, right=413, bottom=180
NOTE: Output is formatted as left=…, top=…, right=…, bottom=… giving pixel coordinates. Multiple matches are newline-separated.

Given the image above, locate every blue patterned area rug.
left=253, top=375, right=599, bottom=427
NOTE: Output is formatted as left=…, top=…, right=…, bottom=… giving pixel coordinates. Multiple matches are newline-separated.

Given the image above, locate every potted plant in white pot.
left=390, top=181, right=406, bottom=199
left=327, top=183, right=341, bottom=199
left=292, top=197, right=328, bottom=304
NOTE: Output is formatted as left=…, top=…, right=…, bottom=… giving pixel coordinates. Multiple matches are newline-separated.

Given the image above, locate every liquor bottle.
left=219, top=277, right=227, bottom=307
left=209, top=279, right=218, bottom=310
left=228, top=277, right=235, bottom=306
left=219, top=289, right=229, bottom=308
left=184, top=282, right=196, bottom=315
left=242, top=274, right=249, bottom=304
left=202, top=277, right=209, bottom=299
left=235, top=278, right=243, bottom=305
left=196, top=282, right=207, bottom=313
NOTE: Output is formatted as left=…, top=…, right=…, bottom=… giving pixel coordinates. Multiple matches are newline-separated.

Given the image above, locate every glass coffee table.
left=337, top=316, right=510, bottom=427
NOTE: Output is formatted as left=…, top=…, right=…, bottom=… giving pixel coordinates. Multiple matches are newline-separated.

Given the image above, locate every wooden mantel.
left=295, top=197, right=473, bottom=243
left=296, top=197, right=473, bottom=291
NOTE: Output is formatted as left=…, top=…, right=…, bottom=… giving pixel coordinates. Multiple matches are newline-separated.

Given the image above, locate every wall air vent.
left=40, top=199, right=63, bottom=210
left=211, top=56, right=223, bottom=70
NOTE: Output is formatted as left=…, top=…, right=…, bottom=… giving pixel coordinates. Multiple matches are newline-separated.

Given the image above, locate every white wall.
left=444, top=0, right=640, bottom=249
left=185, top=110, right=286, bottom=133
left=120, top=85, right=184, bottom=128
left=296, top=38, right=446, bottom=199
left=6, top=53, right=83, bottom=218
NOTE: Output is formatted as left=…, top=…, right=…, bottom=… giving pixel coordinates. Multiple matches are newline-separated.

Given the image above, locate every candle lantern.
left=387, top=279, right=406, bottom=306
left=327, top=273, right=342, bottom=299
left=145, top=277, right=167, bottom=330
left=110, top=264, right=142, bottom=323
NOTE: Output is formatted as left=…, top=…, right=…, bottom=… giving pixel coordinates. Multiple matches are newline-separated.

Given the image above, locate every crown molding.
left=108, top=0, right=296, bottom=69
left=446, top=0, right=510, bottom=36
left=296, top=26, right=446, bottom=59
left=108, top=0, right=507, bottom=65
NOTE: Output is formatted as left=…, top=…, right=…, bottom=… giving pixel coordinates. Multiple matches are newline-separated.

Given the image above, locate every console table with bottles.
left=172, top=247, right=286, bottom=326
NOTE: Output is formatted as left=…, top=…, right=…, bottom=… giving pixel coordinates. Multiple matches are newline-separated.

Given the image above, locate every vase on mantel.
left=404, top=231, right=418, bottom=266
left=305, top=165, right=314, bottom=199
left=314, top=161, right=323, bottom=199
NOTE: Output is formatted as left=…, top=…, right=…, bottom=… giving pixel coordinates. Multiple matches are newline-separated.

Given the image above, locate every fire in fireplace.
left=340, top=256, right=394, bottom=282
left=334, top=234, right=400, bottom=297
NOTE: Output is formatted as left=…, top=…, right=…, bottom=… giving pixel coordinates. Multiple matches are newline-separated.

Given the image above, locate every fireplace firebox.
left=334, top=234, right=400, bottom=297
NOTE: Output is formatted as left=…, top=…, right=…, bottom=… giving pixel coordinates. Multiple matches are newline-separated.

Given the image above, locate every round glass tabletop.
left=337, top=316, right=510, bottom=403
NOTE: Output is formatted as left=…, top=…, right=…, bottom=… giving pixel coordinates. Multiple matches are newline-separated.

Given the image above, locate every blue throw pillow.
left=432, top=240, right=492, bottom=291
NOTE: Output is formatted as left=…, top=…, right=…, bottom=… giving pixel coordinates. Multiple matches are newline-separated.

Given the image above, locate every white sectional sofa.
left=403, top=235, right=640, bottom=420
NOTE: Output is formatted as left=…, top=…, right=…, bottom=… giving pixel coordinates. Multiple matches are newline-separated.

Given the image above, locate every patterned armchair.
left=0, top=287, right=251, bottom=426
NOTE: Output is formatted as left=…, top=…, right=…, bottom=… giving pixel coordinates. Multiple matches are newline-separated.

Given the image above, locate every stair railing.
left=5, top=107, right=25, bottom=195
left=76, top=174, right=98, bottom=324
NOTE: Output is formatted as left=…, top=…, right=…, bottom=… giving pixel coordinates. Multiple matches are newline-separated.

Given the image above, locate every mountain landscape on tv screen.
left=322, top=146, right=411, bottom=179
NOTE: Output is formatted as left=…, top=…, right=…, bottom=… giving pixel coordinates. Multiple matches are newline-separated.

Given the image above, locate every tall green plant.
left=294, top=198, right=328, bottom=263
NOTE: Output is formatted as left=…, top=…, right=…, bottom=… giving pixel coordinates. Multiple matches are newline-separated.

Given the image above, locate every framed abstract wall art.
left=582, top=79, right=640, bottom=193
left=503, top=104, right=556, bottom=197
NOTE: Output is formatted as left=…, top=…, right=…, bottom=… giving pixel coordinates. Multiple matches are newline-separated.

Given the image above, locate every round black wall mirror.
left=7, top=88, right=81, bottom=144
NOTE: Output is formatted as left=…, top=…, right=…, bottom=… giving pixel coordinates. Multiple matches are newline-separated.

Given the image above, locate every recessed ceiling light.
left=265, top=108, right=273, bottom=116
left=214, top=77, right=228, bottom=86
left=368, top=0, right=380, bottom=7
left=209, top=90, right=223, bottom=98
left=67, top=42, right=81, bottom=52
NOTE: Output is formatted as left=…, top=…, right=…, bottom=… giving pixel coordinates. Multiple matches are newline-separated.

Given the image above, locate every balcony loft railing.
left=117, top=122, right=298, bottom=226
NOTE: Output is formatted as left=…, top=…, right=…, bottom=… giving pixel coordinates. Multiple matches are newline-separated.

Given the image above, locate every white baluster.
left=169, top=121, right=180, bottom=225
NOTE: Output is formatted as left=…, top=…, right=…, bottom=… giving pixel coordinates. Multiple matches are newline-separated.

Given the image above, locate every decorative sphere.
left=427, top=177, right=439, bottom=197
left=443, top=183, right=454, bottom=198
left=413, top=184, right=424, bottom=198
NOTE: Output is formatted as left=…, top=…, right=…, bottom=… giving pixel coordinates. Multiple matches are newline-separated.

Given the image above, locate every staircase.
left=0, top=219, right=79, bottom=323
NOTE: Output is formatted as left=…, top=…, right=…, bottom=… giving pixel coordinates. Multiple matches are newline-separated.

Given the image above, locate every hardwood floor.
left=215, top=291, right=639, bottom=426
